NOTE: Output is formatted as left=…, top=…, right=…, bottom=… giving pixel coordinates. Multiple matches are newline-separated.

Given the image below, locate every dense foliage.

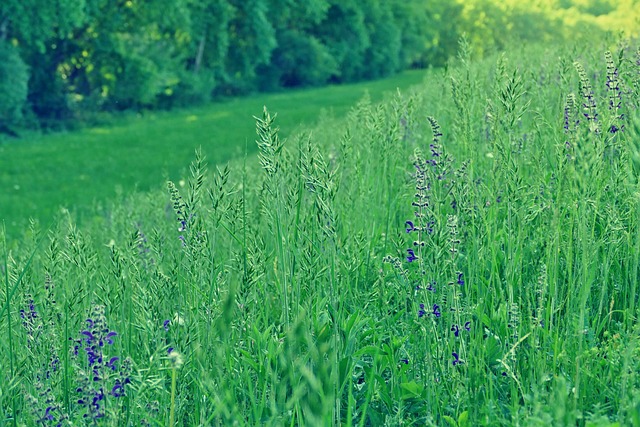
left=0, top=0, right=638, bottom=132
left=2, top=36, right=640, bottom=425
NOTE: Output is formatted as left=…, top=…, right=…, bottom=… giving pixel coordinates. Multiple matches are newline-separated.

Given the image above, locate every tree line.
left=0, top=0, right=634, bottom=133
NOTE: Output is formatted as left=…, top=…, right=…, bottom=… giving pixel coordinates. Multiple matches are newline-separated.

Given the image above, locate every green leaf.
left=443, top=415, right=458, bottom=427
left=237, top=349, right=260, bottom=372
left=353, top=345, right=384, bottom=357
left=339, top=356, right=352, bottom=390
left=458, top=410, right=470, bottom=427
left=399, top=381, right=424, bottom=400
left=374, top=374, right=393, bottom=410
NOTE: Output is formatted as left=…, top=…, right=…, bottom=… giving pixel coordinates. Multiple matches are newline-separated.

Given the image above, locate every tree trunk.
left=194, top=28, right=207, bottom=74
left=0, top=18, right=8, bottom=41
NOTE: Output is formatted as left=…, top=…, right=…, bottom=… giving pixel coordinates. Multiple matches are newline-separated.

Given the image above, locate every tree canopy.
left=0, top=0, right=637, bottom=132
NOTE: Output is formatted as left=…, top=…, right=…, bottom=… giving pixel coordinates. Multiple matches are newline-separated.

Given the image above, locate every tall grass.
left=2, top=39, right=640, bottom=426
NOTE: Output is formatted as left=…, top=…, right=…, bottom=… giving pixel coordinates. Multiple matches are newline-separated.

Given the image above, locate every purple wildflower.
left=106, top=357, right=119, bottom=371
left=427, top=116, right=443, bottom=163
left=111, top=379, right=126, bottom=397
left=19, top=297, right=41, bottom=351
left=405, top=221, right=416, bottom=233
left=41, top=406, right=55, bottom=422
left=432, top=304, right=441, bottom=318
left=563, top=104, right=571, bottom=132
left=575, top=61, right=600, bottom=133
left=81, top=330, right=94, bottom=343
left=406, top=249, right=418, bottom=263
left=418, top=304, right=427, bottom=318
left=104, top=331, right=117, bottom=346
left=451, top=324, right=460, bottom=337
left=86, top=348, right=99, bottom=366
left=72, top=305, right=131, bottom=421
left=605, top=50, right=624, bottom=137
left=452, top=352, right=463, bottom=366
left=425, top=220, right=434, bottom=234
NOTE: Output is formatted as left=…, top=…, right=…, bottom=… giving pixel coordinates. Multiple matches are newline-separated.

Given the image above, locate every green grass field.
left=2, top=42, right=640, bottom=426
left=0, top=69, right=428, bottom=243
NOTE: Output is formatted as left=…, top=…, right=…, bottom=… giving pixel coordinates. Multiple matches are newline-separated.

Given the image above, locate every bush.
left=0, top=41, right=29, bottom=131
left=161, top=71, right=217, bottom=108
left=259, top=30, right=338, bottom=89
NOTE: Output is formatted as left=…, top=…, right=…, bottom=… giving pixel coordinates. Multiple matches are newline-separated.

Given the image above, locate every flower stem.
left=169, top=366, right=177, bottom=427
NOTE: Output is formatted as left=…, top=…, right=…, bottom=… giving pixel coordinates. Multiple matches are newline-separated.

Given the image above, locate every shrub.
left=0, top=41, right=28, bottom=132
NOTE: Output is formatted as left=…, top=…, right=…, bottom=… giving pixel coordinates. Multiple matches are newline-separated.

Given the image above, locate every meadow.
left=2, top=39, right=640, bottom=426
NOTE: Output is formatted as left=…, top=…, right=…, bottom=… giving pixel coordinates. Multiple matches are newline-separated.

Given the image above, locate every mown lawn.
left=0, top=69, right=427, bottom=242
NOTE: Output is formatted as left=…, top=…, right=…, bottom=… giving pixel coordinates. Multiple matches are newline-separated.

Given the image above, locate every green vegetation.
left=1, top=0, right=638, bottom=133
left=2, top=36, right=640, bottom=425
left=0, top=69, right=427, bottom=243
left=0, top=0, right=460, bottom=132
